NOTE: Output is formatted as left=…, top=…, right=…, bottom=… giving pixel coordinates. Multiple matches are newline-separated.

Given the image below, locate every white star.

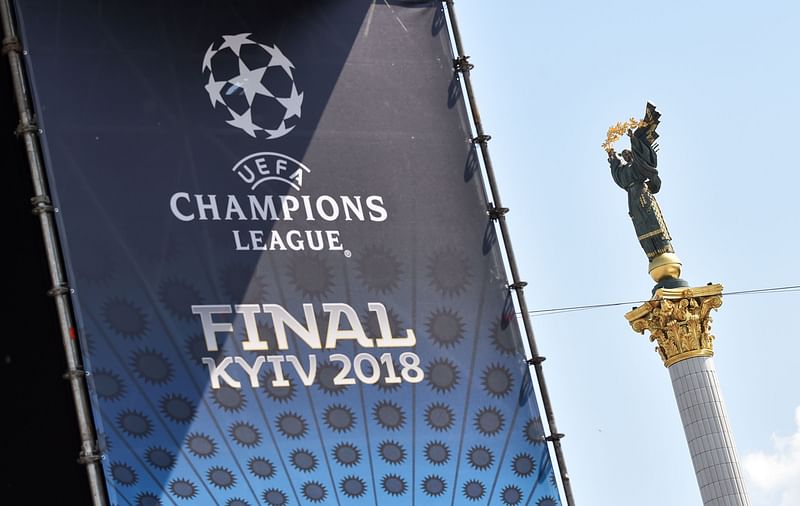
left=226, top=108, right=260, bottom=138
left=265, top=121, right=295, bottom=139
left=228, top=59, right=272, bottom=105
left=202, top=43, right=216, bottom=71
left=219, top=33, right=254, bottom=56
left=204, top=73, right=226, bottom=107
left=260, top=44, right=295, bottom=77
left=277, top=84, right=303, bottom=119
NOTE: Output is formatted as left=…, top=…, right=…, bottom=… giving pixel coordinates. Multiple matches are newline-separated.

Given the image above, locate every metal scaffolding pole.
left=443, top=2, right=576, bottom=504
left=1, top=1, right=108, bottom=504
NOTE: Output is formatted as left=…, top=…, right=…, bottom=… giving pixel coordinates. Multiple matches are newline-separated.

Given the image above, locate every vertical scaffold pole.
left=443, top=2, right=576, bottom=504
left=0, top=2, right=108, bottom=504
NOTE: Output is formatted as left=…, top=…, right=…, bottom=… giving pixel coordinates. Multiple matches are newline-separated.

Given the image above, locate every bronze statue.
left=604, top=103, right=685, bottom=287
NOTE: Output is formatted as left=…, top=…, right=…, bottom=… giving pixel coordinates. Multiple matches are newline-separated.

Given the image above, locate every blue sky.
left=456, top=2, right=799, bottom=504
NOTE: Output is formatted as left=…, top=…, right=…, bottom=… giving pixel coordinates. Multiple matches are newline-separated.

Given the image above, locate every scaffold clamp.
left=77, top=446, right=102, bottom=465
left=47, top=284, right=70, bottom=297
left=63, top=368, right=88, bottom=380
left=488, top=203, right=509, bottom=220
left=452, top=55, right=474, bottom=72
left=527, top=356, right=546, bottom=366
left=1, top=36, right=21, bottom=55
left=30, top=195, right=54, bottom=215
left=15, top=122, right=40, bottom=136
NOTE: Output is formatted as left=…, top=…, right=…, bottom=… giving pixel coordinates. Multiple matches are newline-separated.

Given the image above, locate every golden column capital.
left=625, top=284, right=723, bottom=367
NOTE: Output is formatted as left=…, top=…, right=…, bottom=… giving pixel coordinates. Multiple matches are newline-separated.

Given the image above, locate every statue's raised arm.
left=604, top=103, right=686, bottom=289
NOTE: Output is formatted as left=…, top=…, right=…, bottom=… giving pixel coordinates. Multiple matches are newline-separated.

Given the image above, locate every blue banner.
left=15, top=1, right=562, bottom=504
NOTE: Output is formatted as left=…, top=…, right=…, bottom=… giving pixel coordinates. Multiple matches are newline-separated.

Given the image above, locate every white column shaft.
left=669, top=356, right=750, bottom=506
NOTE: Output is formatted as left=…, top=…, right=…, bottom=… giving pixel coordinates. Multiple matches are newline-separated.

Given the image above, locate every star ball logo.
left=202, top=33, right=303, bottom=139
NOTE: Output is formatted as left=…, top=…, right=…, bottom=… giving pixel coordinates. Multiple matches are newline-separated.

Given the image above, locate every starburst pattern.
left=425, top=402, right=455, bottom=432
left=103, top=298, right=147, bottom=339
left=381, top=474, right=407, bottom=496
left=378, top=440, right=407, bottom=465
left=248, top=457, right=276, bottom=479
left=427, top=247, right=471, bottom=297
left=424, top=440, right=451, bottom=465
left=501, top=485, right=523, bottom=505
left=145, top=446, right=176, bottom=470
left=169, top=479, right=197, bottom=499
left=373, top=400, right=406, bottom=431
left=332, top=443, right=361, bottom=467
left=340, top=475, right=367, bottom=498
left=186, top=432, right=217, bottom=458
left=260, top=370, right=297, bottom=403
left=467, top=445, right=494, bottom=470
left=110, top=462, right=138, bottom=486
left=481, top=363, right=514, bottom=398
left=421, top=475, right=447, bottom=497
left=288, top=253, right=334, bottom=299
left=160, top=393, right=196, bottom=424
left=490, top=318, right=522, bottom=356
left=211, top=385, right=246, bottom=412
left=92, top=369, right=126, bottom=401
left=207, top=466, right=237, bottom=489
left=302, top=481, right=327, bottom=503
left=425, top=308, right=466, bottom=349
left=290, top=449, right=318, bottom=473
left=158, top=278, right=203, bottom=320
left=130, top=348, right=174, bottom=385
left=262, top=489, right=288, bottom=506
left=316, top=361, right=349, bottom=396
left=116, top=410, right=153, bottom=438
left=426, top=357, right=460, bottom=393
left=524, top=416, right=547, bottom=445
left=474, top=406, right=505, bottom=436
left=229, top=421, right=262, bottom=447
left=135, top=492, right=161, bottom=506
left=512, top=452, right=536, bottom=477
left=356, top=244, right=403, bottom=294
left=275, top=411, right=308, bottom=439
left=463, top=480, right=486, bottom=501
left=323, top=404, right=356, bottom=433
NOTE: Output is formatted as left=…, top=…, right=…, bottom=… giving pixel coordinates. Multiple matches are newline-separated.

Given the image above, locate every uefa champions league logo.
left=202, top=33, right=303, bottom=139
left=182, top=33, right=392, bottom=257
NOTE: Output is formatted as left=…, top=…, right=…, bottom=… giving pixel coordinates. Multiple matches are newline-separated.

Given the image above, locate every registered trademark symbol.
left=344, top=250, right=352, bottom=258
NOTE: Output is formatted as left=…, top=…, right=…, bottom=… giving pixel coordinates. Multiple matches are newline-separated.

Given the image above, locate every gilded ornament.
left=625, top=284, right=723, bottom=367
left=602, top=117, right=646, bottom=152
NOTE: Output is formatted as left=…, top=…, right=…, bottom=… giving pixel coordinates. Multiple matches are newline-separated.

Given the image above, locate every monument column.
left=605, top=103, right=750, bottom=505
left=626, top=285, right=750, bottom=505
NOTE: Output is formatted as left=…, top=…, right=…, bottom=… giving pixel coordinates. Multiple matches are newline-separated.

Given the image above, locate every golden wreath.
left=602, top=117, right=647, bottom=152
